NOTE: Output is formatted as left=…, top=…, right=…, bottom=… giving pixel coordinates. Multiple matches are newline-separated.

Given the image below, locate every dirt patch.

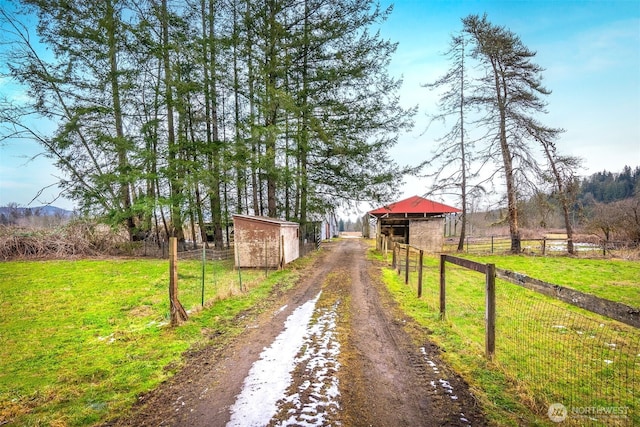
left=105, top=239, right=485, bottom=426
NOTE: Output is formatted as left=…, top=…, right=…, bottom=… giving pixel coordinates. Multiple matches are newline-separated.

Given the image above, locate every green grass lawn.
left=377, top=249, right=640, bottom=426
left=0, top=256, right=306, bottom=426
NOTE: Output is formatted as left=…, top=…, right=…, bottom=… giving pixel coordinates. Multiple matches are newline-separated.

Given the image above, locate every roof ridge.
left=368, top=195, right=460, bottom=215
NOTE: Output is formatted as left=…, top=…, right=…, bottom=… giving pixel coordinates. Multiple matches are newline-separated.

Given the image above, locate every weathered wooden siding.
left=409, top=218, right=445, bottom=253
left=233, top=215, right=300, bottom=268
left=281, top=224, right=299, bottom=264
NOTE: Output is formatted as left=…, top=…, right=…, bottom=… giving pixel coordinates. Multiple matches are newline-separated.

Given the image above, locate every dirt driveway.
left=110, top=239, right=486, bottom=426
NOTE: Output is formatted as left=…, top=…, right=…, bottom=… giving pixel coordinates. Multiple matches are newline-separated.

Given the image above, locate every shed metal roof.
left=368, top=195, right=461, bottom=216
left=232, top=214, right=299, bottom=226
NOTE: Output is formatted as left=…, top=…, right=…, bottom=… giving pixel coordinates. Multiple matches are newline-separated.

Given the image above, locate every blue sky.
left=380, top=0, right=640, bottom=206
left=0, top=0, right=639, bottom=210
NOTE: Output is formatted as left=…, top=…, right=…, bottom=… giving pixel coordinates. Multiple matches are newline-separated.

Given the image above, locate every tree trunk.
left=298, top=0, right=310, bottom=226
left=456, top=43, right=467, bottom=252
left=105, top=0, right=136, bottom=241
left=161, top=0, right=184, bottom=242
left=541, top=141, right=576, bottom=255
left=264, top=0, right=279, bottom=218
left=232, top=0, right=245, bottom=214
left=492, top=58, right=520, bottom=253
left=245, top=1, right=260, bottom=216
left=205, top=0, right=224, bottom=249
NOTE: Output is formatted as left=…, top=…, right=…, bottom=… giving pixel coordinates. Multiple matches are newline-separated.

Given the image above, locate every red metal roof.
left=368, top=195, right=461, bottom=216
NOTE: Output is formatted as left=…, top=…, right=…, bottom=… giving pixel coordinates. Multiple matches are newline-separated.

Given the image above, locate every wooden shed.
left=232, top=214, right=300, bottom=268
left=369, top=195, right=460, bottom=253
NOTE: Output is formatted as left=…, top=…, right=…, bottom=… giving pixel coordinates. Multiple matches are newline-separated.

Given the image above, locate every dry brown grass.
left=0, top=221, right=129, bottom=260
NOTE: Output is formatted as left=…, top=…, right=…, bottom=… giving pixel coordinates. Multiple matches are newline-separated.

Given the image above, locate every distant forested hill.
left=579, top=165, right=640, bottom=204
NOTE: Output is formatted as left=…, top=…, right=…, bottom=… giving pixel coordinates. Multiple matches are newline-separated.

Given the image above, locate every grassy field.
left=377, top=249, right=640, bottom=426
left=0, top=255, right=310, bottom=426
left=3, top=245, right=638, bottom=426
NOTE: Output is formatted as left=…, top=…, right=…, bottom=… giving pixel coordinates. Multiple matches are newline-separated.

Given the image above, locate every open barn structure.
left=369, top=195, right=460, bottom=253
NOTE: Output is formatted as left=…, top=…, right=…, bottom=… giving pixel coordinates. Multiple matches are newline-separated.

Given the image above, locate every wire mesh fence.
left=173, top=248, right=248, bottom=313
left=170, top=239, right=320, bottom=314
left=386, top=248, right=639, bottom=425
left=444, top=235, right=637, bottom=257
left=135, top=240, right=235, bottom=259
left=497, top=285, right=639, bottom=425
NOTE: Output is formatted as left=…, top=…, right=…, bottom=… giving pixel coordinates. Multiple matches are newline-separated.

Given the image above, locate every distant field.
left=462, top=254, right=640, bottom=307
left=0, top=258, right=303, bottom=426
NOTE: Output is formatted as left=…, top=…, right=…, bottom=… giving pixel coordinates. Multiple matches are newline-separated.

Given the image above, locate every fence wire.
left=172, top=240, right=318, bottom=313
left=444, top=236, right=636, bottom=257
left=496, top=283, right=639, bottom=425
left=173, top=247, right=245, bottom=313
left=388, top=247, right=639, bottom=425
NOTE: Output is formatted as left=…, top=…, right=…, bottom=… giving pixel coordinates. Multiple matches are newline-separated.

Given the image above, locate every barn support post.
left=169, top=237, right=188, bottom=326
left=391, top=242, right=397, bottom=269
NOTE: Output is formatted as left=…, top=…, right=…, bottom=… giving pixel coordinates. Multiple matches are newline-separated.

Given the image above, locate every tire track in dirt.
left=267, top=274, right=345, bottom=426
left=339, top=239, right=485, bottom=426
left=338, top=238, right=438, bottom=426
left=107, top=238, right=486, bottom=426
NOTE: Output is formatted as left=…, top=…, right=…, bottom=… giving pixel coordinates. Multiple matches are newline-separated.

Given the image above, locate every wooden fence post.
left=169, top=237, right=188, bottom=326
left=405, top=244, right=410, bottom=284
left=201, top=244, right=206, bottom=307
left=439, top=254, right=446, bottom=320
left=392, top=242, right=397, bottom=269
left=485, top=263, right=496, bottom=360
left=417, top=250, right=424, bottom=298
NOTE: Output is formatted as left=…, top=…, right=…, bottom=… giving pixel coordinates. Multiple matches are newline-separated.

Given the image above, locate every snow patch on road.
left=420, top=346, right=470, bottom=426
left=275, top=301, right=341, bottom=426
left=226, top=292, right=323, bottom=427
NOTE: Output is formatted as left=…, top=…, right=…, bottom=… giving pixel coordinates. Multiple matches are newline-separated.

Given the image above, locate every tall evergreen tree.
left=3, top=0, right=416, bottom=242
left=3, top=0, right=145, bottom=239
left=291, top=0, right=416, bottom=220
